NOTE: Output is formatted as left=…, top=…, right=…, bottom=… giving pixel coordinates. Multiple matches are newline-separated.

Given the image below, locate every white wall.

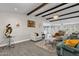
left=0, top=12, right=45, bottom=46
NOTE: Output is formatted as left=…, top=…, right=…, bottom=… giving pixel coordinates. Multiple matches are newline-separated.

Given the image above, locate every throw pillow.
left=64, top=39, right=79, bottom=48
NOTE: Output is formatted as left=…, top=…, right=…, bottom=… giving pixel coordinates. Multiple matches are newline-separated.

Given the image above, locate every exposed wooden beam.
left=35, top=3, right=67, bottom=16
left=42, top=3, right=79, bottom=17
left=46, top=10, right=79, bottom=20
left=27, top=3, right=48, bottom=15
left=50, top=15, right=79, bottom=22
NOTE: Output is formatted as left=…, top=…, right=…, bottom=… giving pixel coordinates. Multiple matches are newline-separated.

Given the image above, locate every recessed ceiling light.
left=53, top=15, right=59, bottom=20
left=14, top=8, right=18, bottom=11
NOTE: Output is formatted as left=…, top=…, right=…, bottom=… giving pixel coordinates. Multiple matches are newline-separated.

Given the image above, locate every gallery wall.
left=0, top=12, right=45, bottom=46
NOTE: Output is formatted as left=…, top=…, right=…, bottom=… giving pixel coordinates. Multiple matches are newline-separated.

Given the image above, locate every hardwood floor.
left=0, top=41, right=57, bottom=56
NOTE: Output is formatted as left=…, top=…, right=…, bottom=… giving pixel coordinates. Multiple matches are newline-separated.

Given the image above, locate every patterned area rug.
left=35, top=40, right=56, bottom=53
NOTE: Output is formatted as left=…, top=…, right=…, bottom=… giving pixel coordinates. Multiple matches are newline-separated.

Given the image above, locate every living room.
left=0, top=3, right=79, bottom=56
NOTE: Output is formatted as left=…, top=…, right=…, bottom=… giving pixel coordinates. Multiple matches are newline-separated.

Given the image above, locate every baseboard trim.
left=0, top=39, right=30, bottom=47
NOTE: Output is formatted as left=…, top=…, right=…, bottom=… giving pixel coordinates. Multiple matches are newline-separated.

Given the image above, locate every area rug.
left=35, top=40, right=56, bottom=53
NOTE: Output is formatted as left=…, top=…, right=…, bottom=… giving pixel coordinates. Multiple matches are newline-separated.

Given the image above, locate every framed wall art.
left=27, top=20, right=35, bottom=27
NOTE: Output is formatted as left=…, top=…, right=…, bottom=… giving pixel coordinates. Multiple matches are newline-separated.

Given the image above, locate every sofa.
left=56, top=41, right=79, bottom=56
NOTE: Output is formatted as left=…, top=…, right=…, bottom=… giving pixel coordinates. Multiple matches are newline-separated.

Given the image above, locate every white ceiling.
left=0, top=3, right=79, bottom=24
left=44, top=3, right=76, bottom=18
left=30, top=3, right=60, bottom=16
left=0, top=3, right=41, bottom=14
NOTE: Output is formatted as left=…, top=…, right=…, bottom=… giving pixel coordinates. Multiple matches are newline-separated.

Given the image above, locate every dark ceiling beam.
left=50, top=15, right=79, bottom=22
left=27, top=3, right=48, bottom=15
left=42, top=3, right=79, bottom=17
left=35, top=3, right=67, bottom=16
left=46, top=10, right=79, bottom=20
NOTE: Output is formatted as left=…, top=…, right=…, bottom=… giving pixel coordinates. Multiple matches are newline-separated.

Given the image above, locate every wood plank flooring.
left=0, top=41, right=57, bottom=56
